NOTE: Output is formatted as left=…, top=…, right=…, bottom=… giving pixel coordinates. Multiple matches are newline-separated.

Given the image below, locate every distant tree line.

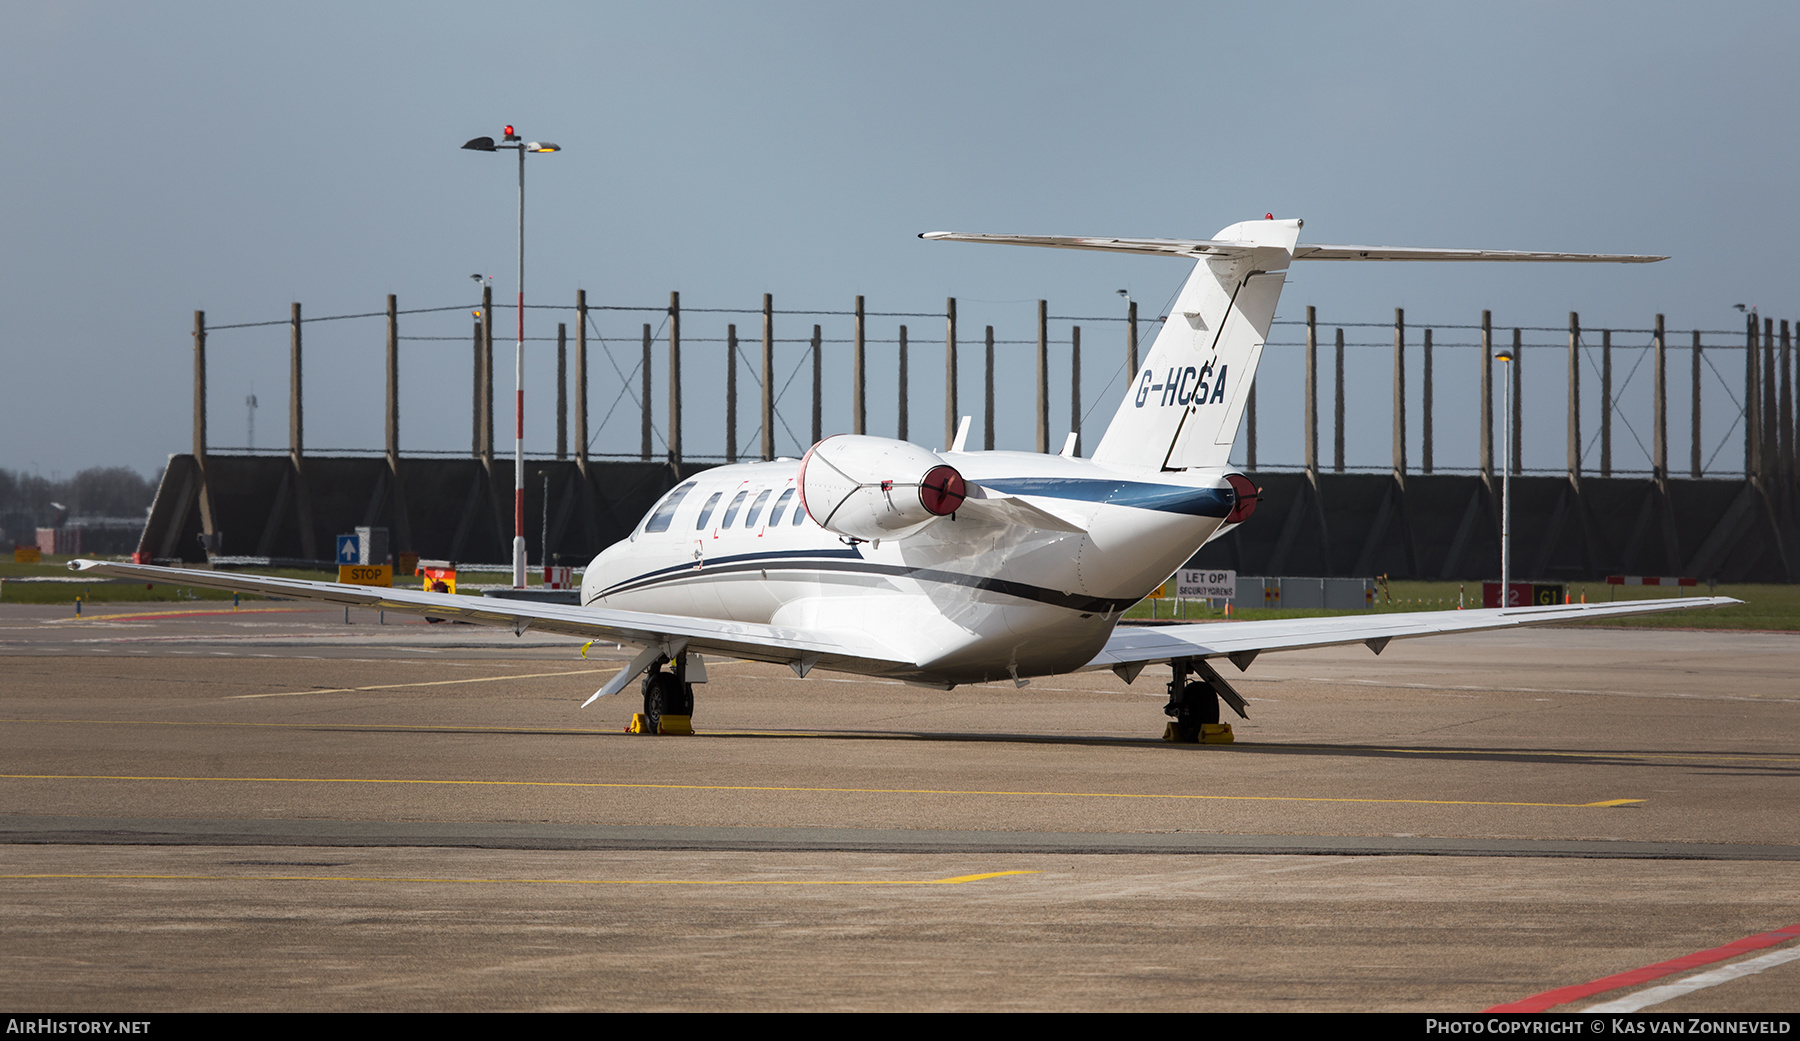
left=0, top=466, right=161, bottom=545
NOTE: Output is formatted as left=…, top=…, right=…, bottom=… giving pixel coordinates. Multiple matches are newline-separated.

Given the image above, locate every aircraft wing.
left=1088, top=596, right=1737, bottom=709
left=65, top=559, right=911, bottom=684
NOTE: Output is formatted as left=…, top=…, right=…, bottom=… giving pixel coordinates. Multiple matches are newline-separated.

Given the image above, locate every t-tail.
left=921, top=219, right=1665, bottom=473
left=1089, top=217, right=1298, bottom=471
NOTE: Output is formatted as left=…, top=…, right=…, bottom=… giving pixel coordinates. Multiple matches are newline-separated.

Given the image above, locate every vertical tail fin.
left=1091, top=218, right=1299, bottom=471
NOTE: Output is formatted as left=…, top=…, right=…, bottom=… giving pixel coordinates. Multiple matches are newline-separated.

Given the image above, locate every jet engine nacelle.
left=797, top=434, right=968, bottom=541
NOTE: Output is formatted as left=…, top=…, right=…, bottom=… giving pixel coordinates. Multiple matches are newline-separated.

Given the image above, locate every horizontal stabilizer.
left=922, top=231, right=1665, bottom=264
left=921, top=231, right=1247, bottom=259
left=928, top=221, right=1664, bottom=475
left=1292, top=244, right=1666, bottom=263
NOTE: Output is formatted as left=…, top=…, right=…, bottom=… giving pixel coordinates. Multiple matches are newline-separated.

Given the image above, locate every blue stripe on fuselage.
left=591, top=549, right=1138, bottom=615
left=974, top=478, right=1231, bottom=517
left=590, top=546, right=862, bottom=599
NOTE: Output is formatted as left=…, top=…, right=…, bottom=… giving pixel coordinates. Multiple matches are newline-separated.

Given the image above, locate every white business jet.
left=72, top=216, right=1733, bottom=739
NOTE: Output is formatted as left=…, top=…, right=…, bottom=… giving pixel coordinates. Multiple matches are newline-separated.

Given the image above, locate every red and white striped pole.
left=513, top=133, right=526, bottom=588
left=463, top=125, right=558, bottom=589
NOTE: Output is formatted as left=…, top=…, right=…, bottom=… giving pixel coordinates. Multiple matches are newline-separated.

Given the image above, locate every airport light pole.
left=1117, top=289, right=1136, bottom=373
left=463, top=126, right=560, bottom=588
left=1495, top=344, right=1514, bottom=606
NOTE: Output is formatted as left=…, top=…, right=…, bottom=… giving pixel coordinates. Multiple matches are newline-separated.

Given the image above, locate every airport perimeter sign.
left=1177, top=569, right=1236, bottom=600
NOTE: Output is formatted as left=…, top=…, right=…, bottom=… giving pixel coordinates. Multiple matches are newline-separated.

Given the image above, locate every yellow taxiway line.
left=0, top=869, right=1035, bottom=887
left=226, top=667, right=619, bottom=699
left=9, top=718, right=1793, bottom=769
left=48, top=607, right=306, bottom=623
left=0, top=771, right=1640, bottom=809
left=2, top=717, right=622, bottom=735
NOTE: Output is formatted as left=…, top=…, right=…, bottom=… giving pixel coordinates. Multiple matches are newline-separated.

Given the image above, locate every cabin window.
left=643, top=482, right=694, bottom=534
left=720, top=490, right=749, bottom=529
left=793, top=495, right=808, bottom=525
left=744, top=489, right=772, bottom=528
left=768, top=488, right=794, bottom=527
left=695, top=492, right=723, bottom=530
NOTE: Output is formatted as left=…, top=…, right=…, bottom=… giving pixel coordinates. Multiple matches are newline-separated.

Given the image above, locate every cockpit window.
left=720, top=490, right=749, bottom=529
left=695, top=492, right=723, bottom=530
left=769, top=488, right=794, bottom=527
left=643, top=482, right=694, bottom=534
left=744, top=489, right=772, bottom=528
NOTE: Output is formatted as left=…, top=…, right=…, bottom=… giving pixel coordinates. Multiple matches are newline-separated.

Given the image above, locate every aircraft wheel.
left=643, top=672, right=682, bottom=734
left=1183, top=680, right=1221, bottom=725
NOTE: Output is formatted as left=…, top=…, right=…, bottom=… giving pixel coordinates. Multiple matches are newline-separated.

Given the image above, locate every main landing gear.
left=630, top=653, right=696, bottom=735
left=1162, top=657, right=1238, bottom=744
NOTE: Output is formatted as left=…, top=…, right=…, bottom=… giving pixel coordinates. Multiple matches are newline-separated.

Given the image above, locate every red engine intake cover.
left=919, top=465, right=967, bottom=516
left=1223, top=472, right=1259, bottom=525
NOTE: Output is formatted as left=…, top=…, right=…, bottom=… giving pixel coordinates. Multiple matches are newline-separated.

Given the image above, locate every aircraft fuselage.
left=582, top=451, right=1235, bottom=684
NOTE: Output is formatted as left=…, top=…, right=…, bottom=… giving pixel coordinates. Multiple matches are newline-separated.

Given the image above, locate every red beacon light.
left=503, top=125, right=519, bottom=141
left=1265, top=213, right=1274, bottom=219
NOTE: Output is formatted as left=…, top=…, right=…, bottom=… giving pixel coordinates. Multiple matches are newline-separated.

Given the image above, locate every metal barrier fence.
left=169, top=295, right=1797, bottom=580
left=188, top=295, right=1793, bottom=484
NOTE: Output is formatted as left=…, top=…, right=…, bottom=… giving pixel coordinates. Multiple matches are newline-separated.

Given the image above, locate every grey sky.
left=2, top=1, right=1793, bottom=482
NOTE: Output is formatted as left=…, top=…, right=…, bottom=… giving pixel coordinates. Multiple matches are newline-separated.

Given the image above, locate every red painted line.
left=1486, top=919, right=1800, bottom=1012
